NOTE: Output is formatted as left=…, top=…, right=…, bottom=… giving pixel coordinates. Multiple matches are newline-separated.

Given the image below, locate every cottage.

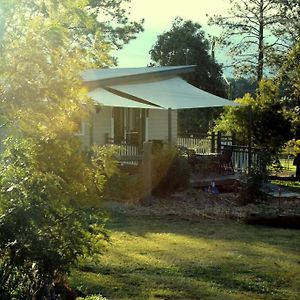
left=80, top=65, right=238, bottom=149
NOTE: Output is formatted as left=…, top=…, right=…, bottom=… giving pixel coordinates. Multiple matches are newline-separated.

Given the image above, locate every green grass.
left=71, top=215, right=300, bottom=300
left=271, top=179, right=300, bottom=191
left=279, top=159, right=296, bottom=172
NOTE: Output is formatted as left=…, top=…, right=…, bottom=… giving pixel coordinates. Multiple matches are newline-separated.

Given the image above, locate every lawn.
left=71, top=215, right=300, bottom=300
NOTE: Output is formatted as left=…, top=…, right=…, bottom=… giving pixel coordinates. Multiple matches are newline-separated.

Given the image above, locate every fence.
left=106, top=133, right=263, bottom=174
left=221, top=144, right=261, bottom=173
left=177, top=133, right=233, bottom=154
left=105, top=139, right=142, bottom=166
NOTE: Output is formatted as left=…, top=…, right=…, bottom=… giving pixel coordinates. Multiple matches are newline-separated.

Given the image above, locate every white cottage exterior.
left=77, top=106, right=178, bottom=148
left=78, top=65, right=238, bottom=149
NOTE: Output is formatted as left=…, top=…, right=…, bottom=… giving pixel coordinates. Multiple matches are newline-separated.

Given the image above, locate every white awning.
left=88, top=87, right=162, bottom=109
left=107, top=76, right=239, bottom=109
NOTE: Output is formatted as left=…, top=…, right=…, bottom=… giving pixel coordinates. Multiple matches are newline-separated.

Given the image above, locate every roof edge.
left=82, top=65, right=196, bottom=87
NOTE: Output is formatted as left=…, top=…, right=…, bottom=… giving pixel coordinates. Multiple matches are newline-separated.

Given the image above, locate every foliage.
left=277, top=39, right=300, bottom=178
left=151, top=147, right=190, bottom=196
left=237, top=170, right=265, bottom=206
left=208, top=0, right=299, bottom=81
left=229, top=77, right=257, bottom=99
left=0, top=0, right=143, bottom=66
left=104, top=173, right=142, bottom=202
left=91, top=145, right=142, bottom=202
left=150, top=17, right=225, bottom=96
left=0, top=137, right=109, bottom=298
left=279, top=39, right=300, bottom=135
left=0, top=0, right=143, bottom=298
left=149, top=17, right=226, bottom=135
left=215, top=80, right=293, bottom=157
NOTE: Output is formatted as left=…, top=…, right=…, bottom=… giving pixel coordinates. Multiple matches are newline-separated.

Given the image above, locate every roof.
left=82, top=65, right=196, bottom=84
left=82, top=65, right=239, bottom=110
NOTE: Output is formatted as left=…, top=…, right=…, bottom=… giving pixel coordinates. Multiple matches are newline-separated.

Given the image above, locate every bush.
left=0, top=137, right=109, bottom=299
left=151, top=147, right=191, bottom=196
left=103, top=172, right=143, bottom=202
left=237, top=169, right=265, bottom=205
left=92, top=145, right=143, bottom=202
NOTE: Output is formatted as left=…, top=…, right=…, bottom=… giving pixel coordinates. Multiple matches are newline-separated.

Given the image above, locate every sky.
left=114, top=0, right=231, bottom=68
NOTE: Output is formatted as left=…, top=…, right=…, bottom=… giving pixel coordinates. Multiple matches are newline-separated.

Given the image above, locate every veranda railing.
left=221, top=144, right=262, bottom=173
left=177, top=133, right=233, bottom=154
left=105, top=138, right=142, bottom=166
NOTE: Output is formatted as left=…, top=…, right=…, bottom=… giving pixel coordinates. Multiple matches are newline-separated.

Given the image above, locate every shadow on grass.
left=74, top=260, right=288, bottom=299
left=108, top=214, right=300, bottom=255
left=71, top=215, right=300, bottom=299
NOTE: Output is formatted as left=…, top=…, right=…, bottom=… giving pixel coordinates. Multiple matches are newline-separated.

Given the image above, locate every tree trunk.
left=257, top=0, right=264, bottom=82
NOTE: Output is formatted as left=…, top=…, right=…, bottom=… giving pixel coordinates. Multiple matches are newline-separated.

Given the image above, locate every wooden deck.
left=190, top=173, right=241, bottom=188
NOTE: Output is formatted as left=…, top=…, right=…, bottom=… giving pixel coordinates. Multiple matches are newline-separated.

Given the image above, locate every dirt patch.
left=104, top=189, right=300, bottom=222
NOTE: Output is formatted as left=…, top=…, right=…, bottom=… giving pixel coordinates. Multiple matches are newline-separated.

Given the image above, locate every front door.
left=113, top=108, right=146, bottom=146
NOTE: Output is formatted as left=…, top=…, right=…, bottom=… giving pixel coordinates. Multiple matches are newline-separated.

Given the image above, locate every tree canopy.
left=215, top=80, right=293, bottom=156
left=150, top=17, right=225, bottom=96
left=149, top=17, right=226, bottom=135
left=0, top=0, right=143, bottom=297
left=209, top=0, right=299, bottom=82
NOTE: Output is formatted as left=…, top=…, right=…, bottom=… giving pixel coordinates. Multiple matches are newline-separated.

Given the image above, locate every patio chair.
left=217, top=149, right=234, bottom=174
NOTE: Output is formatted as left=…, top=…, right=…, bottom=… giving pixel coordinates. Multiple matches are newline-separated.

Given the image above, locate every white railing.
left=177, top=136, right=211, bottom=154
left=222, top=145, right=261, bottom=173
left=177, top=134, right=233, bottom=154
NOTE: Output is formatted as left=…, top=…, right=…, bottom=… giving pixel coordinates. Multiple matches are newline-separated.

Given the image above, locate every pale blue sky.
left=114, top=0, right=230, bottom=67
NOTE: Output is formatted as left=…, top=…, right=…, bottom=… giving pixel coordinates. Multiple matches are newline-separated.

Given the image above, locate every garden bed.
left=103, top=188, right=300, bottom=225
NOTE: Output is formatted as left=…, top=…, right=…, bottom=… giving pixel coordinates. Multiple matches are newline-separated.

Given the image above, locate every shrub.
left=151, top=147, right=191, bottom=196
left=237, top=169, right=265, bottom=205
left=103, top=173, right=143, bottom=202
left=92, top=145, right=143, bottom=202
left=0, top=137, right=109, bottom=299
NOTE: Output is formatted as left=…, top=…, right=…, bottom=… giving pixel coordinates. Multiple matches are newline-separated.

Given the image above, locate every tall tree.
left=149, top=17, right=226, bottom=134
left=279, top=39, right=300, bottom=179
left=150, top=17, right=225, bottom=96
left=0, top=0, right=143, bottom=297
left=0, top=0, right=144, bottom=67
left=209, top=0, right=299, bottom=82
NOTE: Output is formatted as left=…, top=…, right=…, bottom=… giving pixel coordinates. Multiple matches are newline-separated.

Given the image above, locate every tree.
left=0, top=0, right=144, bottom=67
left=149, top=17, right=226, bottom=134
left=150, top=17, right=225, bottom=96
left=215, top=80, right=293, bottom=157
left=229, top=77, right=257, bottom=99
left=0, top=0, right=142, bottom=297
left=209, top=0, right=299, bottom=82
left=279, top=39, right=300, bottom=179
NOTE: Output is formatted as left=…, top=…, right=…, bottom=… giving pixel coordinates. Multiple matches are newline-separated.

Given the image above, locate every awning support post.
left=168, top=108, right=172, bottom=147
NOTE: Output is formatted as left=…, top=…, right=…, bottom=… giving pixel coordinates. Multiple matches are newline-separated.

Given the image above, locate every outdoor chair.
left=217, top=149, right=234, bottom=174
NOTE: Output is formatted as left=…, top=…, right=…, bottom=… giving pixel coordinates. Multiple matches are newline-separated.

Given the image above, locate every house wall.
left=77, top=106, right=112, bottom=148
left=78, top=107, right=178, bottom=147
left=92, top=106, right=113, bottom=145
left=148, top=109, right=177, bottom=143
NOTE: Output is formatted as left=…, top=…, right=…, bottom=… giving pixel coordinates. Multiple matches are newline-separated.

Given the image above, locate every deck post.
left=217, top=131, right=222, bottom=153
left=142, top=141, right=152, bottom=202
left=211, top=132, right=216, bottom=153
left=248, top=105, right=253, bottom=172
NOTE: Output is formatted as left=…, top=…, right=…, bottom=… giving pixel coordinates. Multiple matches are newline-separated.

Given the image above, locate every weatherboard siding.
left=92, top=106, right=112, bottom=145
left=148, top=110, right=177, bottom=143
